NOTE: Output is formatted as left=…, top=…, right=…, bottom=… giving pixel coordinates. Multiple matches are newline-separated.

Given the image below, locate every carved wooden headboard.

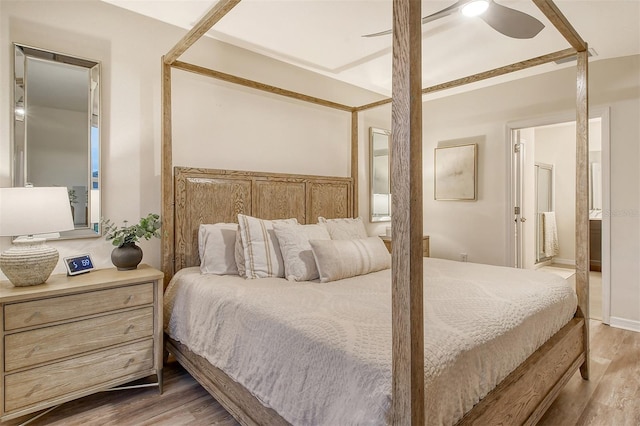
left=173, top=167, right=353, bottom=272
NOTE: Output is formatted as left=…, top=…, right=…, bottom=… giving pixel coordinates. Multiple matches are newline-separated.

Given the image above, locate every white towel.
left=542, top=212, right=559, bottom=257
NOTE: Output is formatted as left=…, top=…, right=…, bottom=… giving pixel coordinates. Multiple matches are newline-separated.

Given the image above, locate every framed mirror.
left=370, top=127, right=391, bottom=222
left=13, top=44, right=101, bottom=239
left=535, top=162, right=554, bottom=264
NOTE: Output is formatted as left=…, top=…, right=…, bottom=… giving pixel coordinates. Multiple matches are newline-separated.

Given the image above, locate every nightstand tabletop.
left=0, top=264, right=164, bottom=303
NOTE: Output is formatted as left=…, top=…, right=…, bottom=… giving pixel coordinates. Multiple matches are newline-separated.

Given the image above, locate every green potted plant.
left=102, top=213, right=161, bottom=270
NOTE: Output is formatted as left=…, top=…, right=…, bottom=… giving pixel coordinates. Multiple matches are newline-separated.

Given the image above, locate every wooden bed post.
left=351, top=110, right=359, bottom=217
left=391, top=0, right=424, bottom=424
left=163, top=0, right=242, bottom=65
left=576, top=48, right=590, bottom=379
left=161, top=0, right=243, bottom=287
left=161, top=57, right=173, bottom=287
left=534, top=0, right=590, bottom=381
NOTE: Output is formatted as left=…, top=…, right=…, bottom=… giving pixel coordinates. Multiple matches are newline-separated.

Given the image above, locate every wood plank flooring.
left=5, top=320, right=638, bottom=425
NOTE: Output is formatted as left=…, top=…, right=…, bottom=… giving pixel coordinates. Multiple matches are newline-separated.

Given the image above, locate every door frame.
left=505, top=106, right=611, bottom=324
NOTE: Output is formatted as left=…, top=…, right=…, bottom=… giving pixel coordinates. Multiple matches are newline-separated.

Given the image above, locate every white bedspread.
left=165, top=258, right=577, bottom=425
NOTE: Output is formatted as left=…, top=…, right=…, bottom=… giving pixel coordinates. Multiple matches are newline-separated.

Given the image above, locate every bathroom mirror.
left=13, top=44, right=101, bottom=239
left=370, top=127, right=391, bottom=222
left=535, top=162, right=554, bottom=264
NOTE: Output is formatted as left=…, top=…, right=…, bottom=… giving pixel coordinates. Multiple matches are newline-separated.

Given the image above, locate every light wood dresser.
left=380, top=235, right=430, bottom=257
left=0, top=264, right=164, bottom=422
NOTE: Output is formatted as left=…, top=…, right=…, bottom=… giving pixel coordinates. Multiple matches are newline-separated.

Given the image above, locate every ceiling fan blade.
left=363, top=0, right=465, bottom=37
left=479, top=1, right=545, bottom=39
left=421, top=0, right=467, bottom=25
left=362, top=28, right=392, bottom=38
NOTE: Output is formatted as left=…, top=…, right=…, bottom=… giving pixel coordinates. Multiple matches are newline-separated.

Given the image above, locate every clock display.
left=64, top=254, right=95, bottom=276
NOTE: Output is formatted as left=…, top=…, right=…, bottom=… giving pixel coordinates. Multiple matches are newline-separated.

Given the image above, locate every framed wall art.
left=434, top=143, right=477, bottom=201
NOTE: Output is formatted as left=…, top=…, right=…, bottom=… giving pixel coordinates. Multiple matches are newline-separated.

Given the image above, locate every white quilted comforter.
left=165, top=258, right=577, bottom=425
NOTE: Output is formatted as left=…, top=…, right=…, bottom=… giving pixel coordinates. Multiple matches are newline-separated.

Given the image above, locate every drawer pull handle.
left=124, top=325, right=135, bottom=334
left=124, top=295, right=134, bottom=305
left=25, top=311, right=41, bottom=323
left=26, top=384, right=41, bottom=398
left=124, top=358, right=135, bottom=369
left=26, top=345, right=40, bottom=358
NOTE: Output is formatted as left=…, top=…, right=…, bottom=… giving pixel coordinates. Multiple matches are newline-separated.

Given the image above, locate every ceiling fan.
left=362, top=0, right=545, bottom=39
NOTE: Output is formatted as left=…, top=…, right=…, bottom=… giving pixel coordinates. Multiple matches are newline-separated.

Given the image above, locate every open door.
left=507, top=112, right=610, bottom=324
left=512, top=131, right=527, bottom=268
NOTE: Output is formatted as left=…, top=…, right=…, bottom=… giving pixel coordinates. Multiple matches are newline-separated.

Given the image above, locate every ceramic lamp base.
left=0, top=237, right=58, bottom=286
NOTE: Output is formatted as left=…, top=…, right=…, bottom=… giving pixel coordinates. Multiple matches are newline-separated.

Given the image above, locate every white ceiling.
left=103, top=0, right=640, bottom=97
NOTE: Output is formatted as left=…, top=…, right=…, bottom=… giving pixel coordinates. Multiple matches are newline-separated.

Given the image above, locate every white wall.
left=171, top=72, right=349, bottom=177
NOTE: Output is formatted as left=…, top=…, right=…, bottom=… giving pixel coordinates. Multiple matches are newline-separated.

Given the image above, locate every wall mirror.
left=535, top=162, right=554, bottom=264
left=13, top=44, right=101, bottom=239
left=370, top=127, right=391, bottom=222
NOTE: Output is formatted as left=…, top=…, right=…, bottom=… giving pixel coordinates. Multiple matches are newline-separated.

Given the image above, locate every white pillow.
left=273, top=223, right=331, bottom=282
left=318, top=216, right=368, bottom=240
left=238, top=214, right=298, bottom=279
left=309, top=236, right=391, bottom=283
left=198, top=223, right=239, bottom=275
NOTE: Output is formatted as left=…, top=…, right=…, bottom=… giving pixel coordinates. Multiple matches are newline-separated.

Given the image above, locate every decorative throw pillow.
left=273, top=223, right=331, bottom=281
left=237, top=214, right=298, bottom=279
left=309, top=236, right=391, bottom=283
left=198, top=223, right=239, bottom=275
left=318, top=216, right=368, bottom=240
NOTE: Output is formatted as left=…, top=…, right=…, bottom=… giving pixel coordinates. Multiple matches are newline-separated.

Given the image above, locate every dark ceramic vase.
left=111, top=243, right=143, bottom=271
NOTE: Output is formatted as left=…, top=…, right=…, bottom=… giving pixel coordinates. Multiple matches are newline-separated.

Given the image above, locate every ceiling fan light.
left=461, top=0, right=490, bottom=17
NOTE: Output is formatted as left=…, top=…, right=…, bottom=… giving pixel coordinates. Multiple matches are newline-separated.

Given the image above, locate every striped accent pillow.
left=309, top=236, right=391, bottom=283
left=237, top=214, right=298, bottom=279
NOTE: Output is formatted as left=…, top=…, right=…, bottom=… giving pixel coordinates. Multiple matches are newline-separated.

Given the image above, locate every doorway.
left=506, top=109, right=610, bottom=323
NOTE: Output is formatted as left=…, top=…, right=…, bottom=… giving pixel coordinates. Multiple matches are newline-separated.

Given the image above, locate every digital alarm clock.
left=63, top=254, right=95, bottom=276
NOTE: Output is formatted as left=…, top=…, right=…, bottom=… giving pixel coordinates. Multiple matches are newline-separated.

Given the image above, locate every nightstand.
left=0, top=265, right=164, bottom=422
left=379, top=235, right=430, bottom=257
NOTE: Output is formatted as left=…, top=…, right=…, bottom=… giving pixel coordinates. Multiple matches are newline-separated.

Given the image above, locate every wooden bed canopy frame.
left=160, top=0, right=590, bottom=424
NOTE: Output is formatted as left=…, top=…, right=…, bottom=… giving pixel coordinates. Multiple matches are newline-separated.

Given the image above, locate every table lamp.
left=0, top=187, right=74, bottom=286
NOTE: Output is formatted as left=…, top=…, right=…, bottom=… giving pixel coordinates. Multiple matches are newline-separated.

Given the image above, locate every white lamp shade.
left=0, top=187, right=75, bottom=237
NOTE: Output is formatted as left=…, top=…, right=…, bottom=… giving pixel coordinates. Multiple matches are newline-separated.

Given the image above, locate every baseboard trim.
left=609, top=316, right=640, bottom=333
left=552, top=258, right=575, bottom=267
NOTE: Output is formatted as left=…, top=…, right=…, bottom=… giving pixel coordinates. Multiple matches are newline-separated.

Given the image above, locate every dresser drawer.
left=4, top=283, right=154, bottom=331
left=4, top=339, right=154, bottom=412
left=5, top=307, right=154, bottom=372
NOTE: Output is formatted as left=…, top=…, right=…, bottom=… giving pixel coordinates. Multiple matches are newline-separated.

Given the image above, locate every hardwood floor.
left=6, top=320, right=639, bottom=425
left=3, top=363, right=239, bottom=426
left=539, top=320, right=640, bottom=426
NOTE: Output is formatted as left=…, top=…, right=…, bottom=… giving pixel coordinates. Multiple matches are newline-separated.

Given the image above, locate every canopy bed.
left=160, top=0, right=590, bottom=424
